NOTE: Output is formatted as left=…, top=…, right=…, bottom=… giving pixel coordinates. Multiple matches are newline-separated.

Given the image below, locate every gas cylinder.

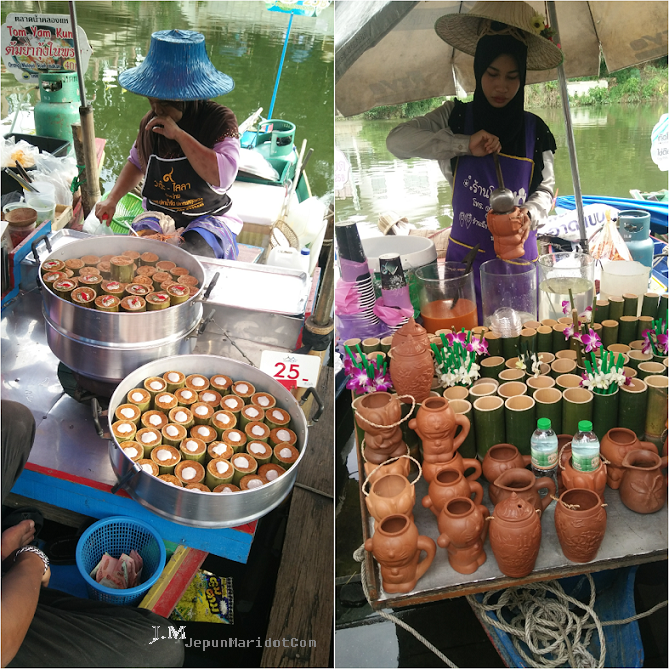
left=618, top=210, right=654, bottom=268
left=34, top=72, right=81, bottom=144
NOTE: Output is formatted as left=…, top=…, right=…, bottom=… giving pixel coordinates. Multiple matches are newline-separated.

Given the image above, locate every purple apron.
left=445, top=106, right=538, bottom=322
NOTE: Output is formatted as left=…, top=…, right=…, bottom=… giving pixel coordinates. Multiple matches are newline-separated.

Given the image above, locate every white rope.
left=361, top=454, right=423, bottom=497
left=353, top=544, right=668, bottom=668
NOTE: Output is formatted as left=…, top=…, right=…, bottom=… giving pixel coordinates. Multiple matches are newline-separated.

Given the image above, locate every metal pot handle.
left=111, top=463, right=143, bottom=495
left=31, top=233, right=52, bottom=263
left=91, top=397, right=108, bottom=438
left=200, top=271, right=220, bottom=302
left=299, top=386, right=325, bottom=422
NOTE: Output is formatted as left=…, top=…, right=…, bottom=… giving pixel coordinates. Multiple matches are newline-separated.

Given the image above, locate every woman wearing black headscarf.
left=386, top=2, right=563, bottom=314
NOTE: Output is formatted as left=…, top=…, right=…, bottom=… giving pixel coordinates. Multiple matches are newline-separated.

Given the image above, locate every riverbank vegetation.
left=356, top=59, right=667, bottom=120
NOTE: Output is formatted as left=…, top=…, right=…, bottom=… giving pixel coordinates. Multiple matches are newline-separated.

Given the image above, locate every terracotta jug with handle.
left=437, top=497, right=489, bottom=574
left=355, top=392, right=407, bottom=465
left=365, top=473, right=417, bottom=525
left=422, top=467, right=484, bottom=517
left=491, top=467, right=556, bottom=514
left=600, top=427, right=657, bottom=490
left=482, top=443, right=532, bottom=484
left=620, top=449, right=668, bottom=514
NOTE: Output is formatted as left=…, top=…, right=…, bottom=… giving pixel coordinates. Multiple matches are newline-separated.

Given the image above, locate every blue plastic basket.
left=75, top=516, right=166, bottom=606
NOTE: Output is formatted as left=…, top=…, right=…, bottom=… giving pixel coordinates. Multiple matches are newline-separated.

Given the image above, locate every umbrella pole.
left=268, top=12, right=294, bottom=119
left=547, top=2, right=589, bottom=254
left=69, top=0, right=101, bottom=219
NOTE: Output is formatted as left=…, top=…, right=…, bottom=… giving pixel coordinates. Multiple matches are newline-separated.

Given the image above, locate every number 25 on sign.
left=259, top=351, right=320, bottom=390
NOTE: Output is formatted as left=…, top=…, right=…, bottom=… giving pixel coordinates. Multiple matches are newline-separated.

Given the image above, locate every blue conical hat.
left=118, top=29, right=234, bottom=100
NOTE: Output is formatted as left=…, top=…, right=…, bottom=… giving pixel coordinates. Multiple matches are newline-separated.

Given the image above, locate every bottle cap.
left=300, top=247, right=310, bottom=256
left=578, top=420, right=593, bottom=432
left=537, top=418, right=551, bottom=430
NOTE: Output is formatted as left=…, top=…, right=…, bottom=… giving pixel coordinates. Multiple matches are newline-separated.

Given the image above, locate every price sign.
left=259, top=351, right=321, bottom=390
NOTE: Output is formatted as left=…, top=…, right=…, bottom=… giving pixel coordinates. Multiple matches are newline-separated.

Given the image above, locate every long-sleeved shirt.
left=386, top=100, right=555, bottom=227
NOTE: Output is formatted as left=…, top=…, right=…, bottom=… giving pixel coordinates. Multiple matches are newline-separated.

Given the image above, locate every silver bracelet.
left=14, top=546, right=49, bottom=575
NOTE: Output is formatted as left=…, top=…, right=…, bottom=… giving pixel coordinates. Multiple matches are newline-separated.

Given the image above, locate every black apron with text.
left=142, top=154, right=232, bottom=229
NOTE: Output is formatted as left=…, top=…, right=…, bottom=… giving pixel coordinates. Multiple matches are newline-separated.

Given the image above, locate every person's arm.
left=147, top=115, right=220, bottom=186
left=387, top=100, right=501, bottom=161
left=1, top=552, right=50, bottom=667
left=521, top=149, right=556, bottom=230
left=94, top=159, right=144, bottom=225
left=211, top=137, right=240, bottom=191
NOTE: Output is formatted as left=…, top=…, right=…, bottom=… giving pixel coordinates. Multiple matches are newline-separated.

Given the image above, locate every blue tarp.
left=555, top=196, right=668, bottom=234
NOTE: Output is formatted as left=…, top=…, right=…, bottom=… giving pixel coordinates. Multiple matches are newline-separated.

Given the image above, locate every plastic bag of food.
left=587, top=208, right=633, bottom=262
left=170, top=570, right=233, bottom=624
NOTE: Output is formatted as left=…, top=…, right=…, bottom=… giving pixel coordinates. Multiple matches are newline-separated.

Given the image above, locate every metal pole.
left=268, top=12, right=294, bottom=119
left=546, top=2, right=589, bottom=253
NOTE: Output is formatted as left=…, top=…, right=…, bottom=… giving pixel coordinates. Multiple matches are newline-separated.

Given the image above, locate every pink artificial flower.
left=561, top=300, right=570, bottom=316
left=641, top=329, right=653, bottom=355
left=624, top=374, right=633, bottom=386
left=446, top=331, right=467, bottom=347
left=580, top=329, right=601, bottom=353
left=346, top=367, right=371, bottom=393
left=466, top=337, right=489, bottom=356
left=563, top=323, right=576, bottom=340
left=657, top=332, right=668, bottom=354
left=373, top=372, right=393, bottom=392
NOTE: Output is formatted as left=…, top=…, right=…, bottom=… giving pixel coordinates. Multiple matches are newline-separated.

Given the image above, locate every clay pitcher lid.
left=494, top=492, right=536, bottom=522
left=393, top=334, right=429, bottom=358
left=391, top=317, right=429, bottom=350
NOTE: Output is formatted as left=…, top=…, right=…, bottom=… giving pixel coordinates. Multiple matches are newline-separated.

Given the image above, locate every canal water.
left=1, top=0, right=334, bottom=198
left=335, top=102, right=668, bottom=237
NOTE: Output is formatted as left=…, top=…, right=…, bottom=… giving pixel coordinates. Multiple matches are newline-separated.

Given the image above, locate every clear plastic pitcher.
left=480, top=258, right=537, bottom=328
left=600, top=261, right=651, bottom=307
left=538, top=252, right=595, bottom=321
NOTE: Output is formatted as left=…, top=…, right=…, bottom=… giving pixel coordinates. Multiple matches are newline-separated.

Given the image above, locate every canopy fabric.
left=335, top=1, right=669, bottom=117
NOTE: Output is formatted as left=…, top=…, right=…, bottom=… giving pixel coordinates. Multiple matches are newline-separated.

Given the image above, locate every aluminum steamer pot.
left=108, top=354, right=308, bottom=527
left=38, top=236, right=215, bottom=384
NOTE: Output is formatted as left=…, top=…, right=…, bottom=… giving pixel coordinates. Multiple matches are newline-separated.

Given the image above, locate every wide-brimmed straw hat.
left=119, top=29, right=234, bottom=100
left=434, top=1, right=563, bottom=71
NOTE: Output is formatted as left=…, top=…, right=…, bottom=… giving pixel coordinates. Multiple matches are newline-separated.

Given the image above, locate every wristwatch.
left=13, top=546, right=50, bottom=575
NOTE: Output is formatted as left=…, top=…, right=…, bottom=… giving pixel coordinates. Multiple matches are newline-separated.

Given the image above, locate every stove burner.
left=57, top=363, right=117, bottom=407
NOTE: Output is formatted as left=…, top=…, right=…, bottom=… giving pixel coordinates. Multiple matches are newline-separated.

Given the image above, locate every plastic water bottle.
left=530, top=418, right=559, bottom=497
left=571, top=420, right=600, bottom=473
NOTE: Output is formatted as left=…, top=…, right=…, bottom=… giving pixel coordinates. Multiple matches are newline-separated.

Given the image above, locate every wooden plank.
left=4, top=492, right=93, bottom=529
left=261, top=365, right=333, bottom=667
left=139, top=545, right=208, bottom=617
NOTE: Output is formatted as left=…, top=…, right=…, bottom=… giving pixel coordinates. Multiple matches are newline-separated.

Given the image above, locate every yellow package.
left=170, top=570, right=233, bottom=624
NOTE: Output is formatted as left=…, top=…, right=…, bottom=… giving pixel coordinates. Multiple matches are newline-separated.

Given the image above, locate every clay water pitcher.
left=422, top=467, right=484, bottom=517
left=364, top=514, right=436, bottom=594
left=363, top=453, right=411, bottom=487
left=408, top=396, right=470, bottom=482
left=390, top=318, right=434, bottom=404
left=482, top=443, right=532, bottom=484
left=620, top=449, right=668, bottom=514
left=491, top=467, right=555, bottom=514
left=600, top=427, right=657, bottom=489
left=489, top=492, right=542, bottom=578
left=355, top=392, right=407, bottom=465
left=437, top=497, right=489, bottom=575
left=364, top=473, right=417, bottom=525
left=554, top=488, right=607, bottom=562
left=560, top=457, right=607, bottom=501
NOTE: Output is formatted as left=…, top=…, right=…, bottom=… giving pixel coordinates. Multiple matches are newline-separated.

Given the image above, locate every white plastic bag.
left=82, top=208, right=115, bottom=236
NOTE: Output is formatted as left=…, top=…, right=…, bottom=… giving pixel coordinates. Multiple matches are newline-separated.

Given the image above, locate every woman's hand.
left=146, top=114, right=183, bottom=141
left=469, top=130, right=501, bottom=156
left=95, top=198, right=117, bottom=226
left=518, top=206, right=532, bottom=244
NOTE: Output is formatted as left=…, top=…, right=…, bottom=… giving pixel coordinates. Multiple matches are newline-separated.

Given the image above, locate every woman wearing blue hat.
left=95, top=30, right=241, bottom=259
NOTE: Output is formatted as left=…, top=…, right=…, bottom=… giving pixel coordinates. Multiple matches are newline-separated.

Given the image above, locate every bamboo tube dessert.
left=240, top=474, right=267, bottom=491
left=258, top=463, right=286, bottom=482
left=141, top=410, right=169, bottom=431
left=62, top=268, right=75, bottom=278
left=246, top=441, right=272, bottom=466
left=170, top=266, right=190, bottom=280
left=163, top=371, right=186, bottom=393
left=175, top=461, right=205, bottom=486
left=158, top=474, right=183, bottom=487
left=151, top=272, right=172, bottom=289
left=272, top=443, right=299, bottom=469
left=110, top=256, right=135, bottom=283
left=220, top=394, right=244, bottom=415
left=101, top=280, right=125, bottom=298
left=71, top=286, right=97, bottom=307
left=120, top=295, right=146, bottom=312
left=269, top=427, right=297, bottom=448
left=239, top=405, right=264, bottom=430
left=42, top=271, right=67, bottom=289
left=96, top=261, right=112, bottom=279
left=266, top=407, right=291, bottom=431
left=245, top=421, right=270, bottom=443
left=140, top=251, right=159, bottom=266
left=136, top=265, right=157, bottom=276
left=191, top=424, right=218, bottom=445
left=231, top=381, right=256, bottom=404
left=127, top=388, right=151, bottom=413
left=191, top=402, right=214, bottom=425
left=143, top=375, right=168, bottom=397
left=185, top=374, right=209, bottom=392
left=112, top=420, right=137, bottom=443
left=78, top=266, right=100, bottom=278
left=78, top=274, right=102, bottom=295
left=136, top=427, right=162, bottom=456
left=251, top=392, right=276, bottom=410
left=155, top=260, right=176, bottom=272
left=133, top=274, right=155, bottom=286
left=230, top=453, right=258, bottom=485
left=121, top=441, right=143, bottom=463
left=213, top=483, right=240, bottom=493
left=206, top=457, right=234, bottom=488
left=221, top=428, right=247, bottom=453
left=137, top=459, right=159, bottom=476
left=187, top=286, right=199, bottom=297
left=154, top=392, right=178, bottom=414
left=179, top=275, right=199, bottom=287
left=52, top=278, right=77, bottom=300
left=185, top=483, right=211, bottom=492
left=41, top=259, right=65, bottom=274
left=212, top=410, right=237, bottom=436
left=125, top=283, right=151, bottom=298
left=180, top=437, right=207, bottom=464
left=207, top=441, right=234, bottom=461
left=121, top=250, right=141, bottom=262
left=210, top=375, right=233, bottom=395
left=151, top=445, right=181, bottom=475
left=169, top=407, right=194, bottom=430
left=65, top=258, right=85, bottom=272
left=167, top=284, right=190, bottom=305
left=115, top=403, right=142, bottom=425
left=146, top=291, right=171, bottom=311
left=174, top=387, right=198, bottom=407
left=162, top=423, right=187, bottom=447
left=199, top=389, right=222, bottom=408
left=94, top=294, right=121, bottom=312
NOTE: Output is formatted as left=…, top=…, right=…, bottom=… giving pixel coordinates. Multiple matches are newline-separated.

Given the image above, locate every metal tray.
left=107, top=354, right=308, bottom=528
